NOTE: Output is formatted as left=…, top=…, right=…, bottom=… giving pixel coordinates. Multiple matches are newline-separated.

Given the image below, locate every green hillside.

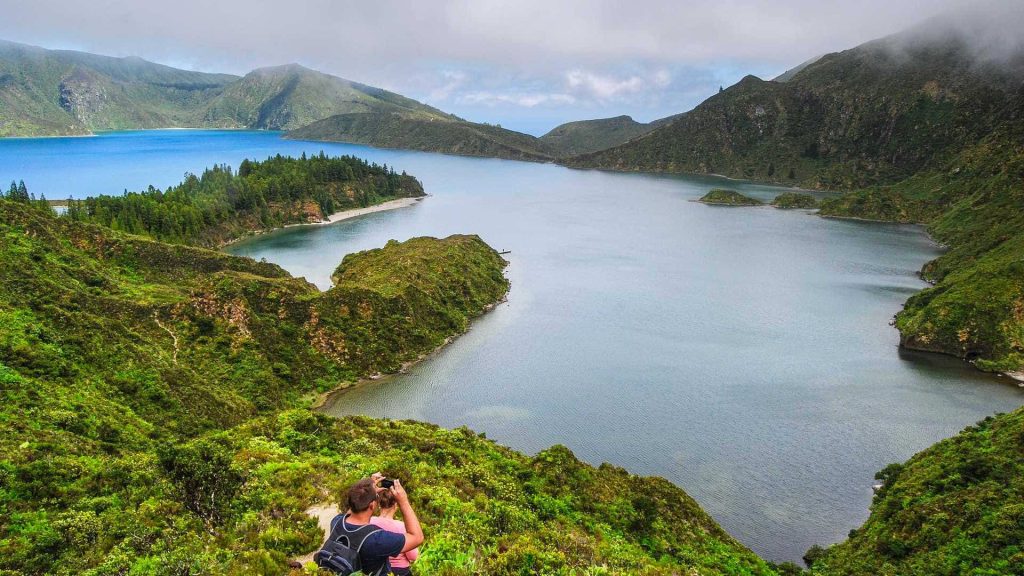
left=0, top=199, right=778, bottom=575
left=201, top=64, right=452, bottom=131
left=0, top=39, right=237, bottom=136
left=65, top=153, right=424, bottom=247
left=538, top=115, right=655, bottom=156
left=808, top=406, right=1024, bottom=576
left=566, top=32, right=1021, bottom=189
left=566, top=24, right=1024, bottom=375
left=286, top=112, right=556, bottom=161
left=0, top=41, right=452, bottom=137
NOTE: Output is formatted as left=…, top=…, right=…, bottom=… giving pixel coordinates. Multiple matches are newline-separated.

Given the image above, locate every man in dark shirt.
left=330, top=474, right=424, bottom=575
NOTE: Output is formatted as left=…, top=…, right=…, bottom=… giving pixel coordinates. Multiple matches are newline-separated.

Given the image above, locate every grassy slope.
left=0, top=41, right=452, bottom=136
left=286, top=112, right=667, bottom=162
left=0, top=201, right=775, bottom=575
left=286, top=112, right=556, bottom=162
left=538, top=115, right=655, bottom=157
left=0, top=39, right=237, bottom=136
left=565, top=33, right=1021, bottom=190
left=201, top=65, right=452, bottom=131
left=810, top=406, right=1024, bottom=576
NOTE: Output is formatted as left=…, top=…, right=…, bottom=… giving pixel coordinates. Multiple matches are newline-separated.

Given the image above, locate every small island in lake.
left=698, top=189, right=764, bottom=206
left=771, top=192, right=819, bottom=209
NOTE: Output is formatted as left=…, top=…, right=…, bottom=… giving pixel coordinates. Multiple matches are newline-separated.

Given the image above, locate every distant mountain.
left=0, top=40, right=451, bottom=136
left=288, top=112, right=665, bottom=161
left=538, top=115, right=656, bottom=156
left=200, top=64, right=453, bottom=130
left=0, top=39, right=236, bottom=136
left=286, top=112, right=555, bottom=161
left=565, top=27, right=1024, bottom=190
left=772, top=54, right=823, bottom=82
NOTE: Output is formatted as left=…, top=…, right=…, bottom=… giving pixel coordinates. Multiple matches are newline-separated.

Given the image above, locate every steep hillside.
left=286, top=112, right=556, bottom=161
left=0, top=39, right=237, bottom=136
left=65, top=153, right=424, bottom=247
left=830, top=90, right=1024, bottom=372
left=0, top=199, right=777, bottom=575
left=539, top=114, right=655, bottom=156
left=0, top=41, right=453, bottom=136
left=566, top=31, right=1024, bottom=190
left=201, top=64, right=452, bottom=130
left=567, top=21, right=1024, bottom=375
left=808, top=406, right=1024, bottom=576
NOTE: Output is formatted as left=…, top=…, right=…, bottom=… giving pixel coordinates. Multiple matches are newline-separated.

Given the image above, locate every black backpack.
left=315, top=514, right=383, bottom=575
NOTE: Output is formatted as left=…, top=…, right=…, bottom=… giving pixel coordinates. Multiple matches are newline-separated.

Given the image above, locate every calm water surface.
left=5, top=130, right=1022, bottom=563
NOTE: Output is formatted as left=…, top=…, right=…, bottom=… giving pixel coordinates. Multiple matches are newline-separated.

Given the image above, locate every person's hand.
left=371, top=472, right=384, bottom=486
left=391, top=479, right=409, bottom=503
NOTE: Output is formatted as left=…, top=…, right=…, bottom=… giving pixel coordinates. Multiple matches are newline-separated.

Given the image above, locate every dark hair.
left=346, top=478, right=378, bottom=512
left=377, top=487, right=397, bottom=510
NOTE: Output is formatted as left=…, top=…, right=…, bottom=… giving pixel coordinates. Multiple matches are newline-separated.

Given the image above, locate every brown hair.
left=376, top=487, right=397, bottom=510
left=346, top=478, right=378, bottom=512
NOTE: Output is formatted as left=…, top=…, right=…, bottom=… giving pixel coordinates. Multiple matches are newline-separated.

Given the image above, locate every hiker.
left=315, top=473, right=424, bottom=576
left=371, top=488, right=420, bottom=575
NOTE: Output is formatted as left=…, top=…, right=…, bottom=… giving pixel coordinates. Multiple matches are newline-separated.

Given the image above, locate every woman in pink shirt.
left=371, top=489, right=419, bottom=575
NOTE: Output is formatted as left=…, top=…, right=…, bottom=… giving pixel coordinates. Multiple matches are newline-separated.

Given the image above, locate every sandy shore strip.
left=295, top=196, right=423, bottom=228
left=220, top=196, right=424, bottom=248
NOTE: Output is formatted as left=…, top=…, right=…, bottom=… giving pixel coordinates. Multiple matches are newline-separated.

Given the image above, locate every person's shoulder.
left=363, top=527, right=405, bottom=557
left=329, top=513, right=346, bottom=531
left=369, top=517, right=404, bottom=532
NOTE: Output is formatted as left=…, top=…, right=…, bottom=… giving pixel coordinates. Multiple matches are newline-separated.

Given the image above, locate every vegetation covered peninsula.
left=770, top=193, right=818, bottom=209
left=0, top=199, right=780, bottom=575
left=698, top=189, right=763, bottom=206
left=285, top=112, right=556, bottom=162
left=63, top=153, right=424, bottom=248
left=284, top=112, right=667, bottom=162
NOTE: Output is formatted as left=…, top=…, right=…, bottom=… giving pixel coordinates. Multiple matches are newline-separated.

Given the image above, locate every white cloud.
left=0, top=0, right=1014, bottom=132
left=566, top=70, right=644, bottom=99
left=458, top=91, right=577, bottom=108
left=426, top=70, right=468, bottom=102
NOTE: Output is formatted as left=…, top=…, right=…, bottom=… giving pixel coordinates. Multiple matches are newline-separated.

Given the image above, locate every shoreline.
left=311, top=294, right=509, bottom=411
left=293, top=196, right=423, bottom=228
left=219, top=196, right=424, bottom=248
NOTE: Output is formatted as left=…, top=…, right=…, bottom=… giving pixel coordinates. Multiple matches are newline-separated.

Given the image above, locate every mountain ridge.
left=0, top=39, right=452, bottom=136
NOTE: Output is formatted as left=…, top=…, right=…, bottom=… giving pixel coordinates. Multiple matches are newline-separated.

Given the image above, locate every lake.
left=4, top=130, right=1022, bottom=563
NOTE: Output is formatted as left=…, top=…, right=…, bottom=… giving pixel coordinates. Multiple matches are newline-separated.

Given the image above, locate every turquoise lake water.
left=4, top=130, right=1022, bottom=563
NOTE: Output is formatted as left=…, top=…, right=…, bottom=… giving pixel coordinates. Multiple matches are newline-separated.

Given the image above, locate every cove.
left=4, top=130, right=1021, bottom=564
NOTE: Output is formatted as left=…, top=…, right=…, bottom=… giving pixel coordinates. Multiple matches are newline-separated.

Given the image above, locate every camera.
left=379, top=478, right=395, bottom=489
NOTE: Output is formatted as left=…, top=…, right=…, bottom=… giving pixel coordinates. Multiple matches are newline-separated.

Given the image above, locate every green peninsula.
left=698, top=189, right=764, bottom=206
left=64, top=154, right=424, bottom=248
left=771, top=193, right=819, bottom=209
left=0, top=199, right=777, bottom=575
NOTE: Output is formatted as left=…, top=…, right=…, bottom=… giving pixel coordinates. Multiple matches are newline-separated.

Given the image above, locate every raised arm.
left=391, top=480, right=424, bottom=553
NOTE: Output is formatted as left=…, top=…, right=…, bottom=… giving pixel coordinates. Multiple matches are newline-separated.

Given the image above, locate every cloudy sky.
left=0, top=0, right=992, bottom=134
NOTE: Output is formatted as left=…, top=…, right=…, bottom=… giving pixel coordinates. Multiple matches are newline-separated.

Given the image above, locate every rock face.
left=58, top=69, right=107, bottom=124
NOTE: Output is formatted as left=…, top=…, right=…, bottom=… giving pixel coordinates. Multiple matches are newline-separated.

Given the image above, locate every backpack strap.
left=330, top=513, right=383, bottom=570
